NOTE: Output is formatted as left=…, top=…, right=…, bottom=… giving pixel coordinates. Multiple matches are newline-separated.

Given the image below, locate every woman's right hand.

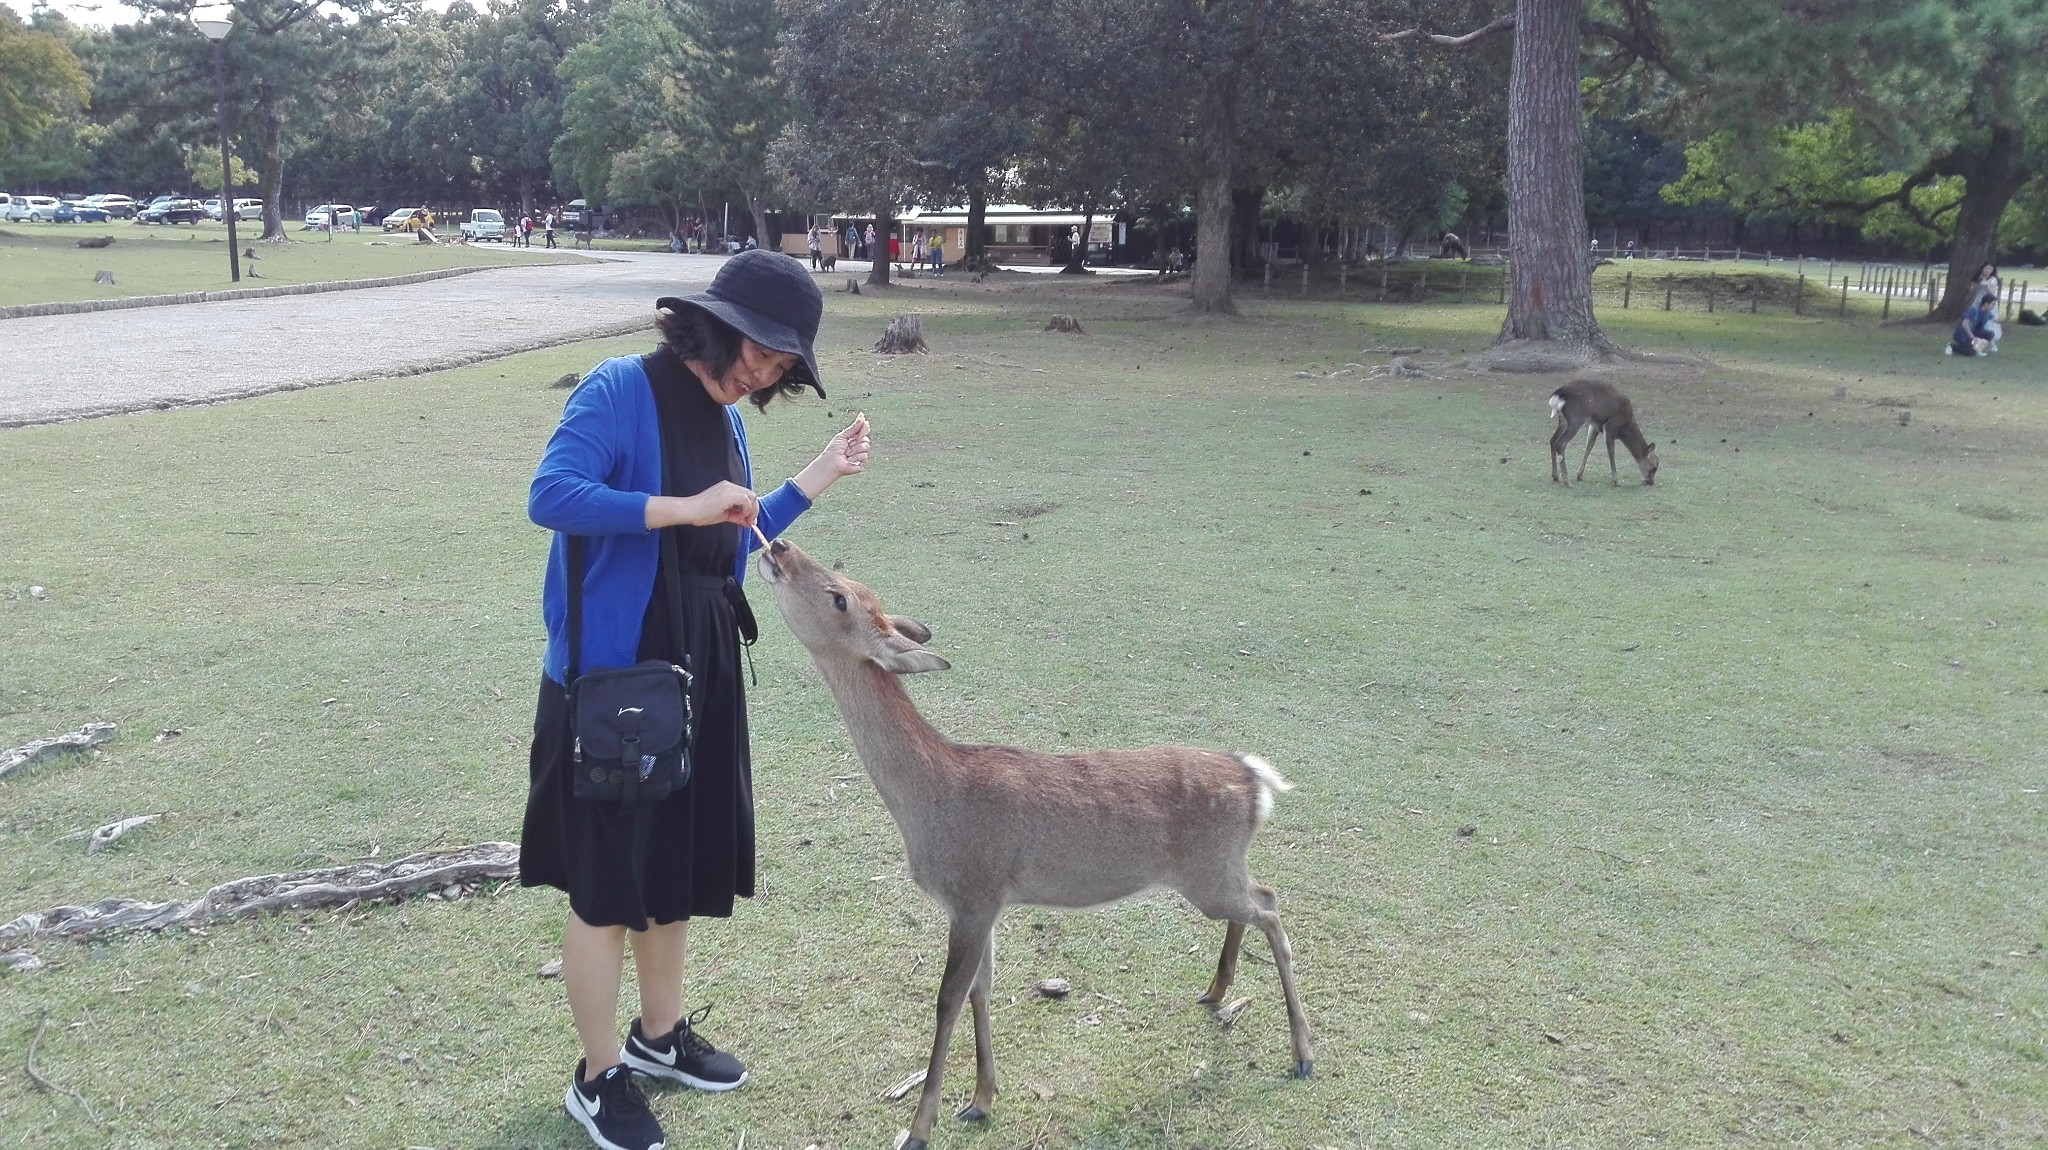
left=646, top=481, right=758, bottom=529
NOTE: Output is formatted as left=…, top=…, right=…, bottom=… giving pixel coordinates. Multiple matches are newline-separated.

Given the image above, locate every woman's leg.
left=564, top=912, right=630, bottom=1076
left=630, top=919, right=691, bottom=1037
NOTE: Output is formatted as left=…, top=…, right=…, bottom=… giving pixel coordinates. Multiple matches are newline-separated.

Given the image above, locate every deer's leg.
left=1606, top=431, right=1621, bottom=485
left=1198, top=920, right=1247, bottom=1005
left=960, top=926, right=998, bottom=1122
left=1248, top=884, right=1315, bottom=1078
left=905, top=910, right=998, bottom=1150
left=1549, top=417, right=1579, bottom=484
left=1576, top=421, right=1602, bottom=481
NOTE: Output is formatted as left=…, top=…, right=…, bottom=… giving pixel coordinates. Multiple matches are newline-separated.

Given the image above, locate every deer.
left=757, top=539, right=1312, bottom=1150
left=1548, top=379, right=1660, bottom=486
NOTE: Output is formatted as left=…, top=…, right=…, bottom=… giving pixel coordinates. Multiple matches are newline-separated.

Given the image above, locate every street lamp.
left=195, top=13, right=239, bottom=284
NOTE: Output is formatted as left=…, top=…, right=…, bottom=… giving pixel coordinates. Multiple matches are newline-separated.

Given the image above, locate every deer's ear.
left=888, top=615, right=933, bottom=644
left=873, top=647, right=950, bottom=674
left=873, top=626, right=948, bottom=674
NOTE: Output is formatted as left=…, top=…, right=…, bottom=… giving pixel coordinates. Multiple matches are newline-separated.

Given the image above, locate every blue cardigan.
left=529, top=355, right=812, bottom=684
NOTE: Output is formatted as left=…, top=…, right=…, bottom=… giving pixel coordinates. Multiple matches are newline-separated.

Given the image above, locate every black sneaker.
left=621, top=1005, right=748, bottom=1091
left=564, top=1059, right=667, bottom=1150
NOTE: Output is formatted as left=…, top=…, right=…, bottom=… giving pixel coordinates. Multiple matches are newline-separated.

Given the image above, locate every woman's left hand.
left=796, top=415, right=872, bottom=499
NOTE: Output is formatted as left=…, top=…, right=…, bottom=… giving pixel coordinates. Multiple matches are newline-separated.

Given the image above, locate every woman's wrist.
left=792, top=462, right=831, bottom=502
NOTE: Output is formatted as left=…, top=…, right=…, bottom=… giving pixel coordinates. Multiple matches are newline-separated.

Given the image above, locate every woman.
left=525, top=249, right=871, bottom=1150
left=1969, top=262, right=2000, bottom=309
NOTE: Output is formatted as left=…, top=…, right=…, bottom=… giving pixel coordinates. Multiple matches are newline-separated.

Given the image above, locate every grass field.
left=0, top=223, right=587, bottom=307
left=1, top=275, right=2043, bottom=1149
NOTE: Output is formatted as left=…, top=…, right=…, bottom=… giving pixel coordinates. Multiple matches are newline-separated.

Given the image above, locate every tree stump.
left=1043, top=314, right=1084, bottom=334
left=76, top=236, right=115, bottom=249
left=841, top=278, right=861, bottom=294
left=874, top=314, right=929, bottom=354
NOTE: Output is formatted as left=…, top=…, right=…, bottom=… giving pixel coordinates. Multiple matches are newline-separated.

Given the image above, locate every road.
left=0, top=250, right=726, bottom=429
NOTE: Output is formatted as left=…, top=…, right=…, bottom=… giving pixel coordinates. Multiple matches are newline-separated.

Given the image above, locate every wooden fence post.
left=1379, top=260, right=1389, bottom=302
left=1839, top=278, right=1848, bottom=317
left=1300, top=260, right=1308, bottom=297
left=1263, top=260, right=1271, bottom=296
left=1339, top=262, right=1347, bottom=298
left=1664, top=276, right=1673, bottom=311
left=1623, top=270, right=1632, bottom=309
left=1418, top=267, right=1429, bottom=299
left=1882, top=275, right=1892, bottom=320
left=1795, top=273, right=1804, bottom=316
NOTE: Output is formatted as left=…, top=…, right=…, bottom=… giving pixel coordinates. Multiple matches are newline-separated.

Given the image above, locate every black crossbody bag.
left=562, top=359, right=702, bottom=803
left=564, top=532, right=693, bottom=803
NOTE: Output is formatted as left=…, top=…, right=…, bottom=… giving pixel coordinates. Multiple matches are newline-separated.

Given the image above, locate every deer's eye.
left=832, top=592, right=848, bottom=612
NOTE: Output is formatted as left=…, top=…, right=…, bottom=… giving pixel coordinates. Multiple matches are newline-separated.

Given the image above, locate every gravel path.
left=0, top=251, right=728, bottom=429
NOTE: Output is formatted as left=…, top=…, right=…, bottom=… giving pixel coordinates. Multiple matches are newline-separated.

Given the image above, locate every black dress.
left=521, top=351, right=755, bottom=927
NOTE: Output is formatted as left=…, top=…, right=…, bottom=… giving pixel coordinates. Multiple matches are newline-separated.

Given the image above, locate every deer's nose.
left=769, top=539, right=790, bottom=555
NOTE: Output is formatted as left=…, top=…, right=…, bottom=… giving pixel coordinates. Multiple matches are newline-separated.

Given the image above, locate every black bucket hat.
left=658, top=249, right=826, bottom=398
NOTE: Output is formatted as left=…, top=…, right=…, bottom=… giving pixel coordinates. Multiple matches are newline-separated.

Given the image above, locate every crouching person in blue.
left=1949, top=297, right=2000, bottom=357
left=524, top=249, right=871, bottom=1150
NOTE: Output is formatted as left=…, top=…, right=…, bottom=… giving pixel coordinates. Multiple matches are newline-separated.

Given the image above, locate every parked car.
left=302, top=203, right=360, bottom=230
left=561, top=199, right=591, bottom=230
left=92, top=194, right=139, bottom=219
left=233, top=198, right=262, bottom=221
left=202, top=198, right=224, bottom=220
left=459, top=208, right=505, bottom=242
left=135, top=196, right=176, bottom=222
left=381, top=207, right=426, bottom=232
left=55, top=201, right=111, bottom=223
left=140, top=198, right=207, bottom=225
left=7, top=195, right=62, bottom=222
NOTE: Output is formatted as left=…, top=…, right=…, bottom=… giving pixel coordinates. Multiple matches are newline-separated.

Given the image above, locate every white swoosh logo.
left=576, top=1089, right=601, bottom=1118
left=643, top=1038, right=678, bottom=1067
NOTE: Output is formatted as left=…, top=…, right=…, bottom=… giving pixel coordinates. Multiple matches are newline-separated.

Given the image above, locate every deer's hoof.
left=1291, top=1059, right=1314, bottom=1079
left=1195, top=991, right=1219, bottom=1006
left=957, top=1104, right=990, bottom=1123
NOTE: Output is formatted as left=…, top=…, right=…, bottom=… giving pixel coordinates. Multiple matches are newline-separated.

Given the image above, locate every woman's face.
left=1981, top=263, right=1996, bottom=278
left=700, top=338, right=799, bottom=405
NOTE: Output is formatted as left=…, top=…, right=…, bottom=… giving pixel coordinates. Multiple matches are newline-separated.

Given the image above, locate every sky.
left=8, top=0, right=460, bottom=28
left=8, top=0, right=149, bottom=25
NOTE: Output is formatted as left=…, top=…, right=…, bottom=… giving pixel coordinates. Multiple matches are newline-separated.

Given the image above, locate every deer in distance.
left=1548, top=379, right=1661, bottom=486
left=757, top=538, right=1312, bottom=1150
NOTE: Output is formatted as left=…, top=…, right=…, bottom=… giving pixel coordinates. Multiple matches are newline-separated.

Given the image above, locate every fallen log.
left=87, top=814, right=162, bottom=854
left=0, top=723, right=116, bottom=782
left=0, top=841, right=520, bottom=943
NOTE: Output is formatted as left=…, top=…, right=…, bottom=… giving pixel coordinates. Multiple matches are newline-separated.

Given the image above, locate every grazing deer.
left=1549, top=379, right=1660, bottom=486
left=758, top=539, right=1312, bottom=1150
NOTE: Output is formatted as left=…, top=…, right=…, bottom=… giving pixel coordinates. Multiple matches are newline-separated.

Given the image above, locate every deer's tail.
left=1236, top=753, right=1294, bottom=822
left=1547, top=392, right=1566, bottom=425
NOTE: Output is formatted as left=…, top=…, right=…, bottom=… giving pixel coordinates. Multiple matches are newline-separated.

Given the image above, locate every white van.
left=233, top=198, right=262, bottom=221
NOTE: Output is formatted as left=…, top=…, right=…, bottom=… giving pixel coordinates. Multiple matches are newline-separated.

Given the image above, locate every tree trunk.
left=1188, top=51, right=1240, bottom=315
left=1933, top=124, right=2028, bottom=321
left=867, top=205, right=893, bottom=287
left=1191, top=164, right=1236, bottom=313
left=966, top=182, right=988, bottom=268
left=1496, top=0, right=1612, bottom=351
left=748, top=193, right=771, bottom=252
left=255, top=105, right=287, bottom=241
